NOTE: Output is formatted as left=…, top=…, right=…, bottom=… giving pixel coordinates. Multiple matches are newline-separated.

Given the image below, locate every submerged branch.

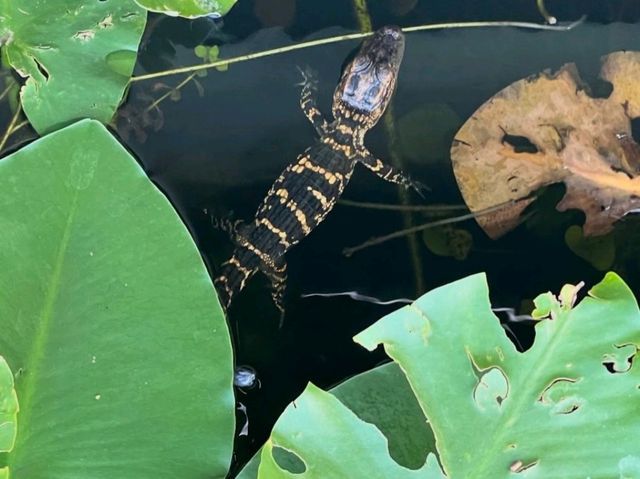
left=130, top=18, right=586, bottom=83
left=0, top=83, right=13, bottom=103
left=338, top=198, right=469, bottom=213
left=342, top=201, right=517, bottom=257
left=9, top=120, right=28, bottom=135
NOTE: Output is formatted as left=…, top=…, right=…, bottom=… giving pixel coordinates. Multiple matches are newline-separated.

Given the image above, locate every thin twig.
left=0, top=104, right=22, bottom=154
left=338, top=198, right=468, bottom=213
left=403, top=16, right=585, bottom=33
left=129, top=18, right=586, bottom=83
left=9, top=120, right=28, bottom=135
left=145, top=71, right=198, bottom=112
left=130, top=31, right=369, bottom=83
left=342, top=201, right=515, bottom=257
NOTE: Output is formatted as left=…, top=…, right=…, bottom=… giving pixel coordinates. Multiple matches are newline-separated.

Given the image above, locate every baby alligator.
left=215, top=25, right=422, bottom=318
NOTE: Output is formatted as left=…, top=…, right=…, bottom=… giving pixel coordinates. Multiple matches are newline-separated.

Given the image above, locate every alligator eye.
left=365, top=85, right=380, bottom=104
left=346, top=75, right=359, bottom=96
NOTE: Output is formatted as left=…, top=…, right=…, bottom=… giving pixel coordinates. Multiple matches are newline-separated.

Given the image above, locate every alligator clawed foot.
left=407, top=179, right=430, bottom=199
left=295, top=65, right=319, bottom=90
left=210, top=212, right=244, bottom=240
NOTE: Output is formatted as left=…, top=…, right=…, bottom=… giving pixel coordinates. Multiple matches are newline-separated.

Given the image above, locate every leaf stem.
left=9, top=120, right=28, bottom=135
left=145, top=71, right=199, bottom=113
left=129, top=17, right=586, bottom=83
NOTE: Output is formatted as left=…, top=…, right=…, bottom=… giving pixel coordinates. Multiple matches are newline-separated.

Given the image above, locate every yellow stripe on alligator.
left=307, top=186, right=331, bottom=209
left=285, top=199, right=311, bottom=234
left=259, top=218, right=291, bottom=248
left=275, top=188, right=289, bottom=203
left=237, top=238, right=274, bottom=268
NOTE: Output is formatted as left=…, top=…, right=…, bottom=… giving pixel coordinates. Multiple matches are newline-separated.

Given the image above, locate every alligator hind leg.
left=261, top=257, right=288, bottom=327
left=357, top=151, right=430, bottom=198
left=297, top=66, right=329, bottom=136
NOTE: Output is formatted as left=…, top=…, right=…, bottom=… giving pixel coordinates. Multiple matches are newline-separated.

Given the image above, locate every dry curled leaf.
left=451, top=51, right=640, bottom=238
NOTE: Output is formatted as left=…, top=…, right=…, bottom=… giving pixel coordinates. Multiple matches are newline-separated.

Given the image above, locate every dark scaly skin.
left=215, top=26, right=422, bottom=318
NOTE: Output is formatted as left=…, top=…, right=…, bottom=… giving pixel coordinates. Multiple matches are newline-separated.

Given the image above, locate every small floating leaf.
left=194, top=44, right=208, bottom=58
left=106, top=50, right=139, bottom=77
left=423, top=225, right=472, bottom=260
left=564, top=224, right=615, bottom=271
left=398, top=103, right=460, bottom=164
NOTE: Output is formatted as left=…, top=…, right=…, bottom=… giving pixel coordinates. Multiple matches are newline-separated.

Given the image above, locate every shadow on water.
left=73, top=0, right=640, bottom=471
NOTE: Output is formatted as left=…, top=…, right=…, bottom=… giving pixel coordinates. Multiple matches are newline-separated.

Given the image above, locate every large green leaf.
left=134, top=0, right=237, bottom=19
left=356, top=273, right=640, bottom=477
left=0, top=120, right=234, bottom=478
left=258, top=273, right=640, bottom=477
left=0, top=0, right=146, bottom=134
left=237, top=362, right=436, bottom=478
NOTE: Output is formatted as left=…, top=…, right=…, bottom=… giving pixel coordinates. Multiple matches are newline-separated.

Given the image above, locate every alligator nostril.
left=381, top=26, right=401, bottom=38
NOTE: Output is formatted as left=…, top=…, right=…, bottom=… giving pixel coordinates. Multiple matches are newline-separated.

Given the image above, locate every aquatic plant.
left=0, top=120, right=235, bottom=478
left=0, top=0, right=638, bottom=477
left=250, top=274, right=640, bottom=477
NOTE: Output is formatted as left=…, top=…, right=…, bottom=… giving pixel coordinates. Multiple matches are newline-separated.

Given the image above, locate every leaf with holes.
left=0, top=120, right=234, bottom=478
left=237, top=362, right=436, bottom=478
left=258, top=383, right=444, bottom=478
left=134, top=0, right=236, bottom=18
left=451, top=51, right=640, bottom=238
left=0, top=0, right=146, bottom=134
left=354, top=273, right=640, bottom=477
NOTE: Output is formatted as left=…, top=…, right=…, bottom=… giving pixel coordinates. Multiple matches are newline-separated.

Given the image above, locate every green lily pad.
left=134, top=0, right=237, bottom=19
left=0, top=120, right=234, bottom=478
left=397, top=103, right=460, bottom=164
left=565, top=224, right=616, bottom=271
left=422, top=225, right=472, bottom=260
left=0, top=0, right=146, bottom=134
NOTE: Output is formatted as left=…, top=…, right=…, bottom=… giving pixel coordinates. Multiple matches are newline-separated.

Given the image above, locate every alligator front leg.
left=210, top=214, right=244, bottom=243
left=357, top=151, right=429, bottom=197
left=261, top=256, right=288, bottom=326
left=297, top=66, right=329, bottom=136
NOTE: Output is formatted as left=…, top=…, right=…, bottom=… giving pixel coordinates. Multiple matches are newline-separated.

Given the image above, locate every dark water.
left=127, top=1, right=640, bottom=471
left=7, top=0, right=640, bottom=473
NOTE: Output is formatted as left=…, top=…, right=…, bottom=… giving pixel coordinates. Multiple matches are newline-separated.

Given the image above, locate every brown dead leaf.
left=451, top=51, right=640, bottom=238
